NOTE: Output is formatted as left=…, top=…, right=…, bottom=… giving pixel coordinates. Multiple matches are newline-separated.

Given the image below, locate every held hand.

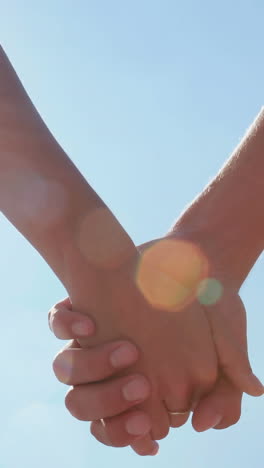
left=49, top=297, right=242, bottom=456
left=61, top=212, right=260, bottom=444
left=106, top=236, right=262, bottom=454
left=49, top=299, right=192, bottom=455
left=65, top=240, right=220, bottom=442
left=49, top=299, right=158, bottom=455
left=49, top=231, right=263, bottom=456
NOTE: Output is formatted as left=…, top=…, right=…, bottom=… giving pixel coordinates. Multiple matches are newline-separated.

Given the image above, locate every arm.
left=169, top=108, right=264, bottom=289
left=0, top=45, right=135, bottom=286
left=2, top=45, right=262, bottom=454
left=0, top=47, right=168, bottom=446
left=47, top=110, right=264, bottom=457
left=0, top=47, right=218, bottom=448
left=163, top=109, right=264, bottom=430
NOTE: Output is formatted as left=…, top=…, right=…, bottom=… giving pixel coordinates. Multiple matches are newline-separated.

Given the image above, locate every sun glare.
left=136, top=238, right=209, bottom=311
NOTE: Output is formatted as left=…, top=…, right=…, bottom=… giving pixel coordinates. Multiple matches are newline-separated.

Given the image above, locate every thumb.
left=204, top=293, right=263, bottom=397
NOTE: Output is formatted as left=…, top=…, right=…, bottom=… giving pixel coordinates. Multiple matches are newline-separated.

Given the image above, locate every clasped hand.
left=50, top=235, right=263, bottom=456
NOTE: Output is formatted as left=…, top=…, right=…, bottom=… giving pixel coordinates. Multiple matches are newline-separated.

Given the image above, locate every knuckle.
left=53, top=300, right=61, bottom=311
left=50, top=310, right=69, bottom=339
left=48, top=302, right=60, bottom=320
left=52, top=350, right=72, bottom=384
left=52, top=352, right=63, bottom=380
left=48, top=306, right=60, bottom=332
left=65, top=388, right=84, bottom=421
left=240, top=360, right=253, bottom=374
left=195, top=367, right=218, bottom=390
left=204, top=370, right=218, bottom=388
left=221, top=352, right=252, bottom=375
left=50, top=310, right=60, bottom=328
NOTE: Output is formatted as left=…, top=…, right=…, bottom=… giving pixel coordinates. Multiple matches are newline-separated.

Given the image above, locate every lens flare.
left=197, top=278, right=223, bottom=305
left=0, top=168, right=68, bottom=229
left=136, top=238, right=209, bottom=311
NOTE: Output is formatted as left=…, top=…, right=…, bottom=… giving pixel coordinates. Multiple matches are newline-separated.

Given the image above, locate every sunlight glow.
left=136, top=238, right=209, bottom=311
left=0, top=168, right=68, bottom=229
left=197, top=278, right=223, bottom=305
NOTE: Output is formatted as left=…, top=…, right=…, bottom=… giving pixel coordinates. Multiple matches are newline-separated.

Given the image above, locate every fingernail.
left=72, top=320, right=94, bottom=336
left=110, top=344, right=138, bottom=368
left=122, top=377, right=150, bottom=402
left=150, top=441, right=159, bottom=456
left=125, top=414, right=151, bottom=436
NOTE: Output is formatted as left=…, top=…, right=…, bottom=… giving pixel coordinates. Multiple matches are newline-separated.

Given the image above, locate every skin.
left=0, top=47, right=263, bottom=455
left=63, top=238, right=220, bottom=444
left=51, top=110, right=264, bottom=454
left=49, top=241, right=249, bottom=455
left=0, top=46, right=233, bottom=449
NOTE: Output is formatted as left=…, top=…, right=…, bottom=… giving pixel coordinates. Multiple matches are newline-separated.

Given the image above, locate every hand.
left=49, top=298, right=159, bottom=456
left=108, top=232, right=262, bottom=454
left=50, top=230, right=263, bottom=456
left=65, top=233, right=227, bottom=444
left=49, top=296, right=242, bottom=456
left=48, top=298, right=202, bottom=455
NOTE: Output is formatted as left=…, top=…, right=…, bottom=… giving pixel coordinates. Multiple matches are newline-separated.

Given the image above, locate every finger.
left=90, top=420, right=112, bottom=446
left=168, top=411, right=190, bottom=428
left=220, top=343, right=263, bottom=397
left=90, top=410, right=152, bottom=447
left=205, top=294, right=263, bottom=396
left=65, top=374, right=150, bottom=421
left=91, top=405, right=160, bottom=456
left=130, top=436, right=159, bottom=456
left=48, top=297, right=95, bottom=339
left=53, top=340, right=139, bottom=384
left=164, top=381, right=193, bottom=428
left=138, top=390, right=170, bottom=441
left=192, top=376, right=242, bottom=432
left=91, top=418, right=159, bottom=456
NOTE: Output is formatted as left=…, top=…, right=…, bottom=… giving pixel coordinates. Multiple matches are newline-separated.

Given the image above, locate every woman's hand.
left=49, top=298, right=159, bottom=456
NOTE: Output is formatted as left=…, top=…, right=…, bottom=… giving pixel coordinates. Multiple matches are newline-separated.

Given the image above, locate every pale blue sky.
left=0, top=1, right=263, bottom=467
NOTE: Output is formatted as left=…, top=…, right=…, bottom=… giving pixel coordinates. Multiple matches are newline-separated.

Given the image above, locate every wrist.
left=168, top=110, right=264, bottom=290
left=168, top=195, right=263, bottom=291
left=60, top=206, right=137, bottom=291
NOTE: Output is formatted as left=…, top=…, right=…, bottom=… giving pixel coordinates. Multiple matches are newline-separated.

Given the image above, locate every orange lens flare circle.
left=136, top=238, right=209, bottom=311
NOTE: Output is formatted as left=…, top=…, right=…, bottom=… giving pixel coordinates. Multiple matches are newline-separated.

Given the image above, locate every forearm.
left=0, top=46, right=134, bottom=286
left=169, top=109, right=264, bottom=289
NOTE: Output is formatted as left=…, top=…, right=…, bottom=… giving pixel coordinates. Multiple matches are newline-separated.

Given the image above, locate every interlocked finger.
left=65, top=374, right=150, bottom=421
